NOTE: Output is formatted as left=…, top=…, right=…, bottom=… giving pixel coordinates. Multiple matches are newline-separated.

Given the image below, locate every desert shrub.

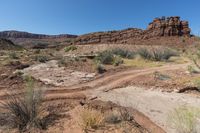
left=74, top=56, right=80, bottom=61
left=113, top=56, right=123, bottom=66
left=79, top=108, right=105, bottom=131
left=119, top=108, right=134, bottom=122
left=138, top=47, right=177, bottom=61
left=34, top=49, right=41, bottom=54
left=64, top=45, right=77, bottom=52
left=137, top=48, right=152, bottom=60
left=168, top=106, right=200, bottom=133
left=9, top=52, right=19, bottom=59
left=161, top=48, right=178, bottom=60
left=105, top=111, right=121, bottom=124
left=193, top=79, right=200, bottom=91
left=112, top=48, right=135, bottom=59
left=151, top=48, right=164, bottom=61
left=1, top=76, right=46, bottom=131
left=57, top=58, right=67, bottom=67
left=96, top=63, right=106, bottom=74
left=190, top=49, right=200, bottom=70
left=153, top=71, right=171, bottom=81
left=95, top=50, right=114, bottom=65
left=188, top=65, right=199, bottom=74
left=34, top=55, right=49, bottom=63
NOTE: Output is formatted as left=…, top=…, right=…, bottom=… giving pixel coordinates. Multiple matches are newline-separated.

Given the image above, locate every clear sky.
left=0, top=0, right=199, bottom=35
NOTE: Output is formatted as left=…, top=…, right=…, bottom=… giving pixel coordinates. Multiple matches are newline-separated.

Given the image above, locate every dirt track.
left=42, top=62, right=189, bottom=100
left=0, top=62, right=189, bottom=101
left=0, top=62, right=196, bottom=133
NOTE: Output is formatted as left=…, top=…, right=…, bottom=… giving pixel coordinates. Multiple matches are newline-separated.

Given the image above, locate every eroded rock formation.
left=74, top=16, right=191, bottom=45
left=74, top=28, right=143, bottom=45
left=145, top=16, right=191, bottom=38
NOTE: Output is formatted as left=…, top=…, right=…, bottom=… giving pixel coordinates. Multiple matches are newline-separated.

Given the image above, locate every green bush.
left=95, top=50, right=114, bottom=65
left=112, top=48, right=135, bottom=59
left=161, top=48, right=178, bottom=60
left=96, top=63, right=106, bottom=74
left=113, top=56, right=123, bottom=66
left=138, top=47, right=177, bottom=61
left=137, top=48, right=152, bottom=60
left=64, top=45, right=77, bottom=52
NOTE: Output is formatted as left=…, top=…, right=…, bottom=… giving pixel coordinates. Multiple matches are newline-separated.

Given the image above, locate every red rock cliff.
left=74, top=16, right=191, bottom=45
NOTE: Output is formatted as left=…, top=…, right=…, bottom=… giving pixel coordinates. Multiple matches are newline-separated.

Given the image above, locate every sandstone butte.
left=74, top=16, right=192, bottom=45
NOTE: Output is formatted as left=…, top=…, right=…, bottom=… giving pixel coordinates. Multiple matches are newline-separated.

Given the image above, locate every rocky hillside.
left=74, top=16, right=191, bottom=45
left=0, top=30, right=77, bottom=39
left=0, top=38, right=22, bottom=50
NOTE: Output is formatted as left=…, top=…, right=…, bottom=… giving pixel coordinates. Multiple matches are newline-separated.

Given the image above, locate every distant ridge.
left=0, top=30, right=78, bottom=39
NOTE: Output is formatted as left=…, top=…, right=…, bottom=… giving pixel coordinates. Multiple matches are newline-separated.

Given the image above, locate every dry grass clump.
left=79, top=108, right=105, bottom=131
left=64, top=45, right=77, bottom=52
left=168, top=106, right=200, bottom=133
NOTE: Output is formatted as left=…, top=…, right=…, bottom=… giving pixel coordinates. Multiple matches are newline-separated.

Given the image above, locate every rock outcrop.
left=145, top=16, right=191, bottom=38
left=74, top=16, right=191, bottom=45
left=74, top=28, right=143, bottom=45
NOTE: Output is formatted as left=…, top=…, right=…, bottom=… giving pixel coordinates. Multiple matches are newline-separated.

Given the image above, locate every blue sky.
left=0, top=0, right=199, bottom=35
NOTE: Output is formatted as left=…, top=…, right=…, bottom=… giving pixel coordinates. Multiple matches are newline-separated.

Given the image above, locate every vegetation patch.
left=153, top=71, right=171, bottom=81
left=34, top=55, right=49, bottom=63
left=95, top=63, right=106, bottom=74
left=8, top=51, right=19, bottom=59
left=64, top=45, right=77, bottom=52
left=137, top=47, right=178, bottom=61
left=95, top=50, right=115, bottom=65
left=95, top=49, right=133, bottom=66
left=168, top=106, right=200, bottom=133
left=79, top=108, right=105, bottom=131
left=123, top=58, right=164, bottom=68
left=0, top=76, right=51, bottom=132
left=111, top=48, right=136, bottom=59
